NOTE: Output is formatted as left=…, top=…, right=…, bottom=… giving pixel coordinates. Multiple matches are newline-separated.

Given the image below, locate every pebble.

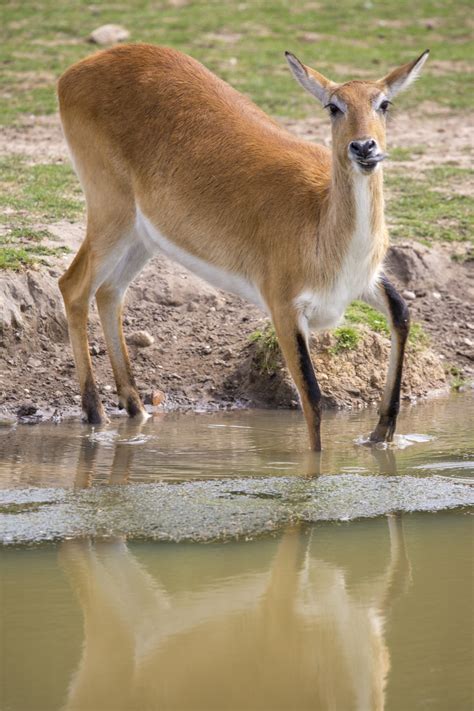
left=432, top=291, right=442, bottom=300
left=88, top=24, right=130, bottom=45
left=150, top=390, right=166, bottom=407
left=27, top=357, right=42, bottom=368
left=126, top=330, right=155, bottom=348
left=402, top=290, right=416, bottom=300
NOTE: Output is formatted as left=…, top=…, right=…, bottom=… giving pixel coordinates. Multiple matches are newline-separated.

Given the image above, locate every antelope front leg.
left=272, top=311, right=322, bottom=451
left=363, top=276, right=410, bottom=443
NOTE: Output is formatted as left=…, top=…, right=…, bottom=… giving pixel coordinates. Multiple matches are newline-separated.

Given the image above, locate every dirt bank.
left=2, top=236, right=471, bottom=424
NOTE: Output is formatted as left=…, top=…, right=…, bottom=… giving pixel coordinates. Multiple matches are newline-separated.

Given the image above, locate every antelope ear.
left=285, top=51, right=335, bottom=105
left=379, top=50, right=430, bottom=99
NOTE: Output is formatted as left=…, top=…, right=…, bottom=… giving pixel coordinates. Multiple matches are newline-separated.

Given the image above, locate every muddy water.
left=1, top=394, right=473, bottom=710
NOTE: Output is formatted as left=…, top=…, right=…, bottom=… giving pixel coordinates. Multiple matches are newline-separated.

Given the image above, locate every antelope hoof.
left=82, top=404, right=107, bottom=426
left=82, top=381, right=107, bottom=425
left=369, top=417, right=397, bottom=444
left=119, top=390, right=146, bottom=419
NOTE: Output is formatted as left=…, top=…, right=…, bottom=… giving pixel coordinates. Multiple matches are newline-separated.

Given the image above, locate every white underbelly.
left=135, top=207, right=266, bottom=310
left=295, top=262, right=380, bottom=332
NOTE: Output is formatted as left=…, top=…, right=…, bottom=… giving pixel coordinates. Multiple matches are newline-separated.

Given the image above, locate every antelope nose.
left=349, top=139, right=377, bottom=158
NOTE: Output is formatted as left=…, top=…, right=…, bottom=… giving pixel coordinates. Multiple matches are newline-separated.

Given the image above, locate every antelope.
left=57, top=44, right=429, bottom=450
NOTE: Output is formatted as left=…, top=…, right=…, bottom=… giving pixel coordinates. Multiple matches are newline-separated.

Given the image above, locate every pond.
left=1, top=393, right=473, bottom=710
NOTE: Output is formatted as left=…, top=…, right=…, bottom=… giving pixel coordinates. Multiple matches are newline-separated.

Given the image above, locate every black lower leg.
left=370, top=277, right=410, bottom=442
left=296, top=333, right=322, bottom=450
left=82, top=375, right=105, bottom=425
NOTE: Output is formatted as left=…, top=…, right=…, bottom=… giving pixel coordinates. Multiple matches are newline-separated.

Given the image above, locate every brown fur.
left=57, top=44, right=426, bottom=447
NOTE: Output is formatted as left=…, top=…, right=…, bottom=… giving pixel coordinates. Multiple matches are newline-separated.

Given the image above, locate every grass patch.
left=387, top=167, right=474, bottom=244
left=0, top=155, right=83, bottom=225
left=0, top=246, right=35, bottom=270
left=0, top=225, right=70, bottom=270
left=445, top=364, right=467, bottom=391
left=408, top=321, right=430, bottom=349
left=249, top=323, right=281, bottom=374
left=389, top=145, right=426, bottom=161
left=345, top=300, right=429, bottom=348
left=345, top=301, right=390, bottom=335
left=451, top=249, right=473, bottom=263
left=1, top=0, right=473, bottom=127
left=330, top=326, right=360, bottom=353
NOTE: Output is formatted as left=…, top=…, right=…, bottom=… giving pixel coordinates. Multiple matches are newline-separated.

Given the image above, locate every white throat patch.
left=294, top=173, right=380, bottom=333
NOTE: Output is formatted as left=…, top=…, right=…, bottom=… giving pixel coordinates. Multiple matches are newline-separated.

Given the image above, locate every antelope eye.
left=326, top=103, right=342, bottom=117
left=379, top=99, right=391, bottom=114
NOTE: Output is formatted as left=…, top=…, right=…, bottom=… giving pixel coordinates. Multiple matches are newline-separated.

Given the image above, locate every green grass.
left=346, top=301, right=390, bottom=335
left=330, top=326, right=360, bottom=353
left=387, top=166, right=474, bottom=244
left=389, top=145, right=426, bottom=161
left=249, top=324, right=281, bottom=374
left=344, top=300, right=429, bottom=348
left=0, top=225, right=70, bottom=270
left=0, top=155, right=83, bottom=225
left=0, top=246, right=35, bottom=270
left=445, top=364, right=467, bottom=391
left=1, top=0, right=473, bottom=127
left=408, top=321, right=430, bottom=349
left=0, top=153, right=80, bottom=267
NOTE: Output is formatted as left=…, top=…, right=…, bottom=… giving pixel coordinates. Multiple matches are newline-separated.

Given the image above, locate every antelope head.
left=286, top=50, right=429, bottom=175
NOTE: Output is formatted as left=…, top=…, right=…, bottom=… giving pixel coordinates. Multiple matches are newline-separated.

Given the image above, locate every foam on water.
left=355, top=433, right=435, bottom=449
left=1, top=473, right=473, bottom=545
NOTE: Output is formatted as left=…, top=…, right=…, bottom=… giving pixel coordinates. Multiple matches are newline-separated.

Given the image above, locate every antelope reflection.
left=60, top=516, right=410, bottom=711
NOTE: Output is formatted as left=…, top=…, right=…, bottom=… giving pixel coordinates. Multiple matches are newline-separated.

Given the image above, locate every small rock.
left=144, top=390, right=166, bottom=406
left=27, top=357, right=42, bottom=368
left=104, top=385, right=113, bottom=392
left=152, top=390, right=166, bottom=406
left=432, top=291, right=442, bottom=300
left=402, top=290, right=416, bottom=300
left=17, top=402, right=37, bottom=417
left=88, top=24, right=130, bottom=45
left=126, top=330, right=155, bottom=347
left=0, top=414, right=17, bottom=428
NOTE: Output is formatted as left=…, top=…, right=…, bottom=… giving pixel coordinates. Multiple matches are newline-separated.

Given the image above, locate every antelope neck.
left=328, top=158, right=385, bottom=241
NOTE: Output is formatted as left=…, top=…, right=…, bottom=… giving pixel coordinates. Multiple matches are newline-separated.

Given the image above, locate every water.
left=1, top=393, right=473, bottom=710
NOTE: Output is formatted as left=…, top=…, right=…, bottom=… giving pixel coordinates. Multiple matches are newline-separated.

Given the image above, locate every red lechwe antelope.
left=57, top=45, right=429, bottom=450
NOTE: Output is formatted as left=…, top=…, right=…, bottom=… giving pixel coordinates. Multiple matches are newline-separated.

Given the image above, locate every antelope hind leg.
left=95, top=240, right=152, bottom=419
left=59, top=240, right=106, bottom=424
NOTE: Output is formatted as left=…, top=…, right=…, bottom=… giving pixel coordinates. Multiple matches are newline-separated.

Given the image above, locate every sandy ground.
left=0, top=110, right=473, bottom=423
